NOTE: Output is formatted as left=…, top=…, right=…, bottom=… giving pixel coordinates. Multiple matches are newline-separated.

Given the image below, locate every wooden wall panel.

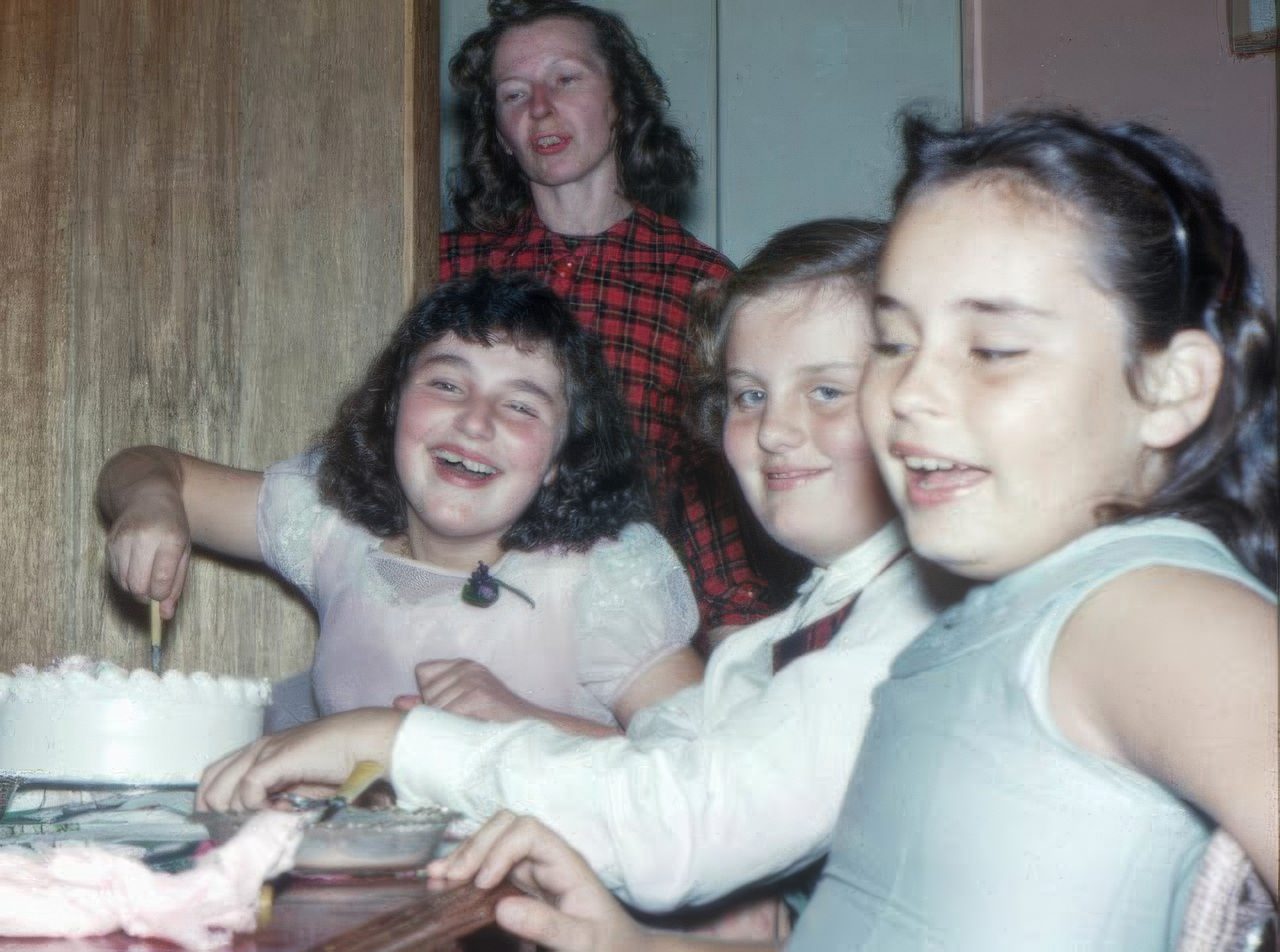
left=235, top=0, right=409, bottom=677
left=71, top=0, right=248, bottom=671
left=0, top=0, right=77, bottom=671
left=0, top=1, right=439, bottom=678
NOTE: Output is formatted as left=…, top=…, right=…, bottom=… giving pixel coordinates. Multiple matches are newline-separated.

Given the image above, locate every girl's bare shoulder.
left=1051, top=564, right=1276, bottom=768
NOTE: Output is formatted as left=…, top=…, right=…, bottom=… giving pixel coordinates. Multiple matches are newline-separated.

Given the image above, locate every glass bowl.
left=193, top=805, right=455, bottom=875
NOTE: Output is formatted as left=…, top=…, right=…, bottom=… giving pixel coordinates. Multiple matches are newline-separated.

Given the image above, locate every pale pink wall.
left=968, top=0, right=1277, bottom=307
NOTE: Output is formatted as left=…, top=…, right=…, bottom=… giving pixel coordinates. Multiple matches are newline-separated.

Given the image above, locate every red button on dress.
left=550, top=256, right=579, bottom=279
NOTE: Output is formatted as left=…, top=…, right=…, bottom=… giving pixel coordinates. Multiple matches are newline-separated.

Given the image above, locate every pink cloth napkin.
left=0, top=809, right=305, bottom=949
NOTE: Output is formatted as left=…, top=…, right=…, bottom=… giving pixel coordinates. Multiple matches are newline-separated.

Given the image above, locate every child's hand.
left=104, top=489, right=192, bottom=620
left=412, top=659, right=538, bottom=723
left=98, top=445, right=265, bottom=619
left=195, top=707, right=405, bottom=813
left=428, top=811, right=654, bottom=952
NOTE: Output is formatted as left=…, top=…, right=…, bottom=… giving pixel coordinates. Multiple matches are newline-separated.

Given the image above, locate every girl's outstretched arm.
left=434, top=812, right=776, bottom=952
left=1051, top=566, right=1279, bottom=896
left=97, top=445, right=265, bottom=618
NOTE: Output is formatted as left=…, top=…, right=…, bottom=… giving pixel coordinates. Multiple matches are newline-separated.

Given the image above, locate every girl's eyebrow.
left=873, top=291, right=1053, bottom=319
left=506, top=378, right=560, bottom=404
left=873, top=292, right=905, bottom=313
left=796, top=360, right=862, bottom=374
left=726, top=361, right=861, bottom=379
left=412, top=352, right=468, bottom=374
left=414, top=353, right=560, bottom=403
left=958, top=296, right=1054, bottom=319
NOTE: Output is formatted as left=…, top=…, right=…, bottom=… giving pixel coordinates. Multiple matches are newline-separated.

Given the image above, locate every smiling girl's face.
left=394, top=333, right=568, bottom=570
left=722, top=281, right=894, bottom=567
left=861, top=179, right=1167, bottom=581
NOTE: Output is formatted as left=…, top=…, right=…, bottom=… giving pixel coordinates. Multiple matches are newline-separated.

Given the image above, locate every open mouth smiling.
left=898, top=452, right=988, bottom=499
left=432, top=449, right=499, bottom=482
left=902, top=455, right=967, bottom=473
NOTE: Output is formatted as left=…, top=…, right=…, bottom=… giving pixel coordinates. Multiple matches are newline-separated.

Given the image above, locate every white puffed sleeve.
left=255, top=451, right=328, bottom=603
left=571, top=522, right=699, bottom=709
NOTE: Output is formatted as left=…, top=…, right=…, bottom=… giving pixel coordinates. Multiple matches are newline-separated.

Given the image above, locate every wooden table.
left=0, top=875, right=528, bottom=952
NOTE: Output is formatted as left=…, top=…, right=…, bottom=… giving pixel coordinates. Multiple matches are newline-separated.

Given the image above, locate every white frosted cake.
left=0, top=657, right=271, bottom=785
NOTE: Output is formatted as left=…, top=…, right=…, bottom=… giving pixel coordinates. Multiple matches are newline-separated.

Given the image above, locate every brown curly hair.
left=316, top=271, right=650, bottom=551
left=447, top=0, right=699, bottom=232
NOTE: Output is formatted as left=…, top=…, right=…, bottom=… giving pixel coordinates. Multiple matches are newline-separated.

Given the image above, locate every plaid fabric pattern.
left=441, top=205, right=772, bottom=629
left=772, top=598, right=858, bottom=673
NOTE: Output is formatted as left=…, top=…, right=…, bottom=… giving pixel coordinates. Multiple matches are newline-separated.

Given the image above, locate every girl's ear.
left=1138, top=329, right=1224, bottom=450
left=542, top=463, right=559, bottom=488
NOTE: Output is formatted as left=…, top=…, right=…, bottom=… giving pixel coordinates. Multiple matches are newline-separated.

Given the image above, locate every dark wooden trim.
left=309, top=881, right=524, bottom=952
left=406, top=0, right=441, bottom=305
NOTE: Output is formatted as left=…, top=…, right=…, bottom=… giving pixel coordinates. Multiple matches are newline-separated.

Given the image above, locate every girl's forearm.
left=98, top=445, right=265, bottom=560
left=97, top=445, right=185, bottom=521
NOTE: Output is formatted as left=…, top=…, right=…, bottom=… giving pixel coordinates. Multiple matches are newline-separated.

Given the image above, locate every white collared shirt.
left=390, top=521, right=949, bottom=910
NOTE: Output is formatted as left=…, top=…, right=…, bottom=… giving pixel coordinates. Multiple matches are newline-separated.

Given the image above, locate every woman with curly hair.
left=441, top=0, right=780, bottom=638
left=97, top=271, right=704, bottom=738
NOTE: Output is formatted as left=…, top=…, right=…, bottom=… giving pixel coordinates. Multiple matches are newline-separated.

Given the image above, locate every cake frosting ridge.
left=0, top=657, right=271, bottom=705
left=0, top=657, right=271, bottom=785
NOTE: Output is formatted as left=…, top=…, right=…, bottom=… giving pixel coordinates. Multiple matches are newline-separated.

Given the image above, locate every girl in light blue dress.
left=791, top=110, right=1277, bottom=950
left=394, top=110, right=1276, bottom=952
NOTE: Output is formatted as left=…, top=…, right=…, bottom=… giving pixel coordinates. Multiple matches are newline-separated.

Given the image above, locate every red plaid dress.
left=440, top=204, right=773, bottom=629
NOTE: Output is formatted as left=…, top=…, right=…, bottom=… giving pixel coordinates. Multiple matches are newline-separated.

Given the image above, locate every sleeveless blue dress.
left=789, top=518, right=1274, bottom=951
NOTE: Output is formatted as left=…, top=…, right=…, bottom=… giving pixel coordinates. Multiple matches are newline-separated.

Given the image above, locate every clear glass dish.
left=192, top=805, right=455, bottom=875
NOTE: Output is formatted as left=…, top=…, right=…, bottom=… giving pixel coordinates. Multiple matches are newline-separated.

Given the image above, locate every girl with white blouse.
left=98, top=271, right=703, bottom=739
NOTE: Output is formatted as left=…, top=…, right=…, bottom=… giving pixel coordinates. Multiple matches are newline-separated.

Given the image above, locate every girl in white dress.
left=98, top=271, right=703, bottom=739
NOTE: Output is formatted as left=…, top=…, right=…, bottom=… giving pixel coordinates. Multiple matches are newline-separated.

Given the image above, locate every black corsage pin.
left=461, top=561, right=535, bottom=609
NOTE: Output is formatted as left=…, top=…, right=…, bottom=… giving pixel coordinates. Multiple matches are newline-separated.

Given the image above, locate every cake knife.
left=149, top=600, right=163, bottom=674
left=317, top=760, right=385, bottom=824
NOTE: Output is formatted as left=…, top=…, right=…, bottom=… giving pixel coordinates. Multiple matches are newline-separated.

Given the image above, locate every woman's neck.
left=530, top=179, right=634, bottom=236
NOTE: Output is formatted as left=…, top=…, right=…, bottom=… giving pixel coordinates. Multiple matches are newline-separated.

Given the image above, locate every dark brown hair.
left=316, top=271, right=650, bottom=551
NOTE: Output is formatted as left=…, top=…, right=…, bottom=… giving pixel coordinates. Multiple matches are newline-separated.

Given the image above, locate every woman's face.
left=394, top=333, right=568, bottom=570
left=491, top=17, right=620, bottom=198
left=861, top=179, right=1162, bottom=581
left=722, top=282, right=894, bottom=567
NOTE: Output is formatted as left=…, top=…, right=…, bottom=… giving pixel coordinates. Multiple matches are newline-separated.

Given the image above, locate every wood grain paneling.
left=234, top=0, right=408, bottom=679
left=72, top=0, right=248, bottom=672
left=0, top=0, right=77, bottom=673
left=0, top=1, right=439, bottom=678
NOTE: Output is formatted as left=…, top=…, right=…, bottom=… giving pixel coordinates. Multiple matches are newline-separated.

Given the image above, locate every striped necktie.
left=771, top=597, right=858, bottom=673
